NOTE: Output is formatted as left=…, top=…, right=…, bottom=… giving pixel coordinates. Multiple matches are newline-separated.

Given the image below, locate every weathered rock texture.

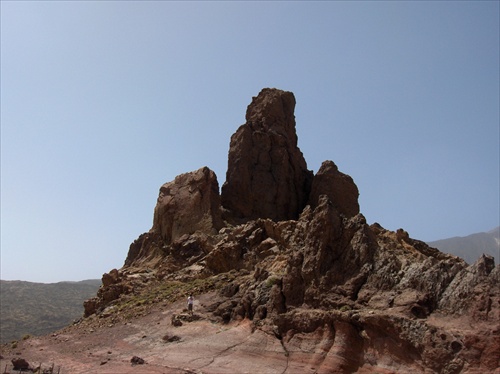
left=309, top=160, right=360, bottom=217
left=152, top=166, right=223, bottom=244
left=221, top=88, right=313, bottom=222
left=26, top=88, right=499, bottom=373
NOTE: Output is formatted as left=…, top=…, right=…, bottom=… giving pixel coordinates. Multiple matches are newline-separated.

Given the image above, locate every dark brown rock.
left=124, top=232, right=163, bottom=267
left=308, top=160, right=360, bottom=218
left=130, top=356, right=145, bottom=365
left=11, top=357, right=30, bottom=370
left=221, top=88, right=313, bottom=222
left=102, top=268, right=120, bottom=287
left=152, top=167, right=223, bottom=244
left=83, top=297, right=98, bottom=317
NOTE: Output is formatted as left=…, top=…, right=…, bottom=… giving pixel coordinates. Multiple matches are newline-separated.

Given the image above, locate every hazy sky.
left=1, top=1, right=499, bottom=283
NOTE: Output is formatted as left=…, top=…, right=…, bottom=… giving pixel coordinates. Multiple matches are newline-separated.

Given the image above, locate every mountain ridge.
left=428, top=226, right=500, bottom=264
left=0, top=279, right=101, bottom=344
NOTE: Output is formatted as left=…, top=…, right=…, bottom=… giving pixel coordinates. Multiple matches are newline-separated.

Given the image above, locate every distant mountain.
left=0, top=279, right=101, bottom=343
left=427, top=227, right=500, bottom=264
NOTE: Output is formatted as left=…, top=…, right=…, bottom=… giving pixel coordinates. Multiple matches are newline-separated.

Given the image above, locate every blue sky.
left=1, top=1, right=499, bottom=283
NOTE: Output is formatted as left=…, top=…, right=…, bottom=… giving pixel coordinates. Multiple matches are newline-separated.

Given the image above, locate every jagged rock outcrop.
left=202, top=200, right=499, bottom=372
left=84, top=268, right=134, bottom=317
left=152, top=166, right=223, bottom=244
left=123, top=232, right=163, bottom=267
left=221, top=88, right=313, bottom=222
left=309, top=160, right=360, bottom=217
left=438, top=254, right=499, bottom=319
left=81, top=88, right=499, bottom=373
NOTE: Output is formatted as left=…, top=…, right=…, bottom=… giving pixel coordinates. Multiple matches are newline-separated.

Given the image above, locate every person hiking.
left=187, top=295, right=194, bottom=314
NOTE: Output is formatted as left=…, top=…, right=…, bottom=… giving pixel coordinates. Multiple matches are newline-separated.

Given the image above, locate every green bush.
left=265, top=276, right=281, bottom=288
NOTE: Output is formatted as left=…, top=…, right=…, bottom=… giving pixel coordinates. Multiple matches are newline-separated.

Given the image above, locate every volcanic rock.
left=102, top=268, right=120, bottom=287
left=11, top=357, right=30, bottom=371
left=309, top=160, right=360, bottom=218
left=11, top=88, right=496, bottom=374
left=90, top=88, right=499, bottom=372
left=221, top=88, right=313, bottom=222
left=438, top=254, right=499, bottom=319
left=130, top=356, right=145, bottom=365
left=123, top=232, right=163, bottom=267
left=152, top=166, right=223, bottom=244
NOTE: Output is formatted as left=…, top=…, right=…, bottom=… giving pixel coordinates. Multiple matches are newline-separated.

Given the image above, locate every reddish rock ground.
left=2, top=290, right=498, bottom=374
left=1, top=292, right=287, bottom=374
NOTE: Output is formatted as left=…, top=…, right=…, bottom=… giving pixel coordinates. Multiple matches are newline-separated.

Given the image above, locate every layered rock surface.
left=5, top=88, right=497, bottom=373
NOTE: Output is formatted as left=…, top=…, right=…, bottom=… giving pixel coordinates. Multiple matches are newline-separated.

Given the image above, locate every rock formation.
left=60, top=88, right=500, bottom=372
left=152, top=166, right=223, bottom=244
left=221, top=88, right=313, bottom=222
left=309, top=160, right=360, bottom=217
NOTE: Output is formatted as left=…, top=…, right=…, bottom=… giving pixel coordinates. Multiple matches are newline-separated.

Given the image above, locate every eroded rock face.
left=221, top=88, right=313, bottom=222
left=438, top=254, right=499, bottom=320
left=201, top=207, right=499, bottom=372
left=152, top=167, right=223, bottom=244
left=309, top=160, right=360, bottom=218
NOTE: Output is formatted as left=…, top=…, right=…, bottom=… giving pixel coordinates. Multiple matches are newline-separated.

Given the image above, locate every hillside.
left=428, top=227, right=500, bottom=264
left=0, top=279, right=101, bottom=343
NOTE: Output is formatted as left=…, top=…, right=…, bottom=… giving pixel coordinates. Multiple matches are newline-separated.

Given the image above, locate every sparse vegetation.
left=103, top=273, right=239, bottom=323
left=264, top=275, right=281, bottom=288
left=0, top=279, right=101, bottom=343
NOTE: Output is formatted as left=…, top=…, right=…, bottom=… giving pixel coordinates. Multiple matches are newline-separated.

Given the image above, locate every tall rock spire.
left=221, top=88, right=313, bottom=222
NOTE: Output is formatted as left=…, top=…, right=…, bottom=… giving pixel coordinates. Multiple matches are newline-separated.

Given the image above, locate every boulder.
left=83, top=297, right=98, bottom=317
left=102, top=268, right=120, bottom=287
left=11, top=358, right=30, bottom=371
left=152, top=167, right=223, bottom=244
left=221, top=88, right=313, bottom=222
left=130, top=356, right=145, bottom=365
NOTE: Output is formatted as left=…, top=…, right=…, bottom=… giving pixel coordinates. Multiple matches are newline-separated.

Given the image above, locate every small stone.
left=131, top=356, right=145, bottom=365
left=11, top=358, right=30, bottom=371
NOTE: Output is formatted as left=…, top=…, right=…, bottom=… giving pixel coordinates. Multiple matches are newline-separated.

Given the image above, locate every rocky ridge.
left=2, top=88, right=498, bottom=373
